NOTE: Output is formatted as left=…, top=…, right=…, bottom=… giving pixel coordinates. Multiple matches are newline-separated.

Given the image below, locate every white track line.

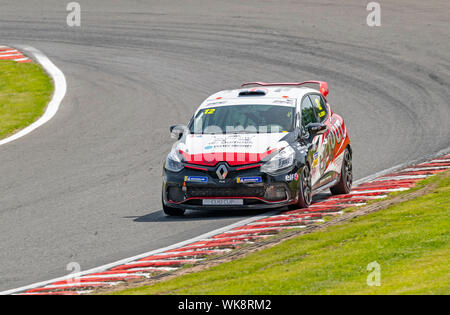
left=402, top=166, right=450, bottom=172
left=0, top=53, right=23, bottom=57
left=0, top=45, right=66, bottom=147
left=350, top=188, right=408, bottom=194
left=426, top=159, right=450, bottom=164
left=0, top=50, right=19, bottom=54
left=327, top=195, right=387, bottom=201
left=13, top=57, right=31, bottom=62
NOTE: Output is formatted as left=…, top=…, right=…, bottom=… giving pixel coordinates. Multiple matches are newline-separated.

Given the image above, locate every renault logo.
left=216, top=164, right=228, bottom=180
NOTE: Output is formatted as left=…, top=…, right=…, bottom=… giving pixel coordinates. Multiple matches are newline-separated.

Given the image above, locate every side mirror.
left=170, top=125, right=186, bottom=140
left=306, top=122, right=327, bottom=136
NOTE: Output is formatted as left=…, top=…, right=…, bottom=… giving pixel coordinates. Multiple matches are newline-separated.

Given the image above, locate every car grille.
left=187, top=186, right=266, bottom=198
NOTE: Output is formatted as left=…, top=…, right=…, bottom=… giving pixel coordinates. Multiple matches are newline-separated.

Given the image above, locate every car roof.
left=197, top=86, right=319, bottom=113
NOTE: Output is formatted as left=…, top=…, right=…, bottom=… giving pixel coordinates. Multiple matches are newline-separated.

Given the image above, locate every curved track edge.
left=0, top=45, right=66, bottom=147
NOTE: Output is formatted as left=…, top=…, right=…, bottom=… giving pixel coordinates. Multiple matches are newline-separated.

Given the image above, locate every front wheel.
left=163, top=203, right=185, bottom=216
left=291, top=165, right=312, bottom=209
left=330, top=147, right=353, bottom=195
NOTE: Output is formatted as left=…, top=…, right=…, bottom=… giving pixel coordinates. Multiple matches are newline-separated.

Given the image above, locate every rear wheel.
left=330, top=148, right=352, bottom=195
left=290, top=165, right=312, bottom=209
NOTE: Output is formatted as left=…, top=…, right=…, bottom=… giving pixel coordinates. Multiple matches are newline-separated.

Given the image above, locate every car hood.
left=177, top=133, right=289, bottom=166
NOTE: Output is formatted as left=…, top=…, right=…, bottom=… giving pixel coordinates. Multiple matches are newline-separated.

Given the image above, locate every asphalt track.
left=0, top=1, right=449, bottom=291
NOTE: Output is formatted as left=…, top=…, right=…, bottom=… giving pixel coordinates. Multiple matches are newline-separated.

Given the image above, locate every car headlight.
left=165, top=150, right=184, bottom=172
left=261, top=146, right=295, bottom=174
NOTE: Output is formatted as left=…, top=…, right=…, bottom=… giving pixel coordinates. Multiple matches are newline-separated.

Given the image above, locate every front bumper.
left=162, top=163, right=301, bottom=210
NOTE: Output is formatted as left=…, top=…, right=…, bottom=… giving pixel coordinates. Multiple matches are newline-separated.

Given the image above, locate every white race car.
left=162, top=81, right=352, bottom=216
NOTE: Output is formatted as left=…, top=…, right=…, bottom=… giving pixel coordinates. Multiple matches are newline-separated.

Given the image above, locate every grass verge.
left=113, top=171, right=450, bottom=295
left=0, top=60, right=53, bottom=140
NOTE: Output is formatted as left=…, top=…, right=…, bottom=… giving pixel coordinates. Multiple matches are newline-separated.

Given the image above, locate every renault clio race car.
left=162, top=81, right=352, bottom=216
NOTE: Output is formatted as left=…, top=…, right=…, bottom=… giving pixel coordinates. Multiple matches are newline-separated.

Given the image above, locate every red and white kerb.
left=0, top=46, right=32, bottom=63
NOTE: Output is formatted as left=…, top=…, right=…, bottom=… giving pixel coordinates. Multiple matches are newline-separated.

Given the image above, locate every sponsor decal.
left=285, top=173, right=299, bottom=182
left=312, top=152, right=319, bottom=168
left=237, top=176, right=262, bottom=183
left=184, top=176, right=208, bottom=183
left=314, top=98, right=326, bottom=118
left=312, top=158, right=319, bottom=168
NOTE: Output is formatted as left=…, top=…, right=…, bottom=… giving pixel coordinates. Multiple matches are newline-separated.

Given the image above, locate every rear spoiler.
left=241, top=81, right=329, bottom=98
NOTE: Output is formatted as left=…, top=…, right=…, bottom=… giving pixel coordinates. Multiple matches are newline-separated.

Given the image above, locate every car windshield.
left=189, top=105, right=295, bottom=134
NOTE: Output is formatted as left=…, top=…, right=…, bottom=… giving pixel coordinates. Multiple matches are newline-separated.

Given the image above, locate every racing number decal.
left=204, top=108, right=216, bottom=114
left=320, top=119, right=346, bottom=174
left=331, top=119, right=345, bottom=145
left=314, top=98, right=326, bottom=119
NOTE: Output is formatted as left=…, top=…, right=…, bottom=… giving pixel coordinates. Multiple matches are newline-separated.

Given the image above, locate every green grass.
left=0, top=60, right=53, bottom=140
left=115, top=172, right=450, bottom=295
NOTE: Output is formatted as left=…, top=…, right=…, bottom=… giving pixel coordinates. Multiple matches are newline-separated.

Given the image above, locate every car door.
left=299, top=95, right=322, bottom=186
left=308, top=93, right=337, bottom=186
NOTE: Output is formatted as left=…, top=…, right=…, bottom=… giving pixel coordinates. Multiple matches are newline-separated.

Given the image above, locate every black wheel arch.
left=346, top=144, right=352, bottom=157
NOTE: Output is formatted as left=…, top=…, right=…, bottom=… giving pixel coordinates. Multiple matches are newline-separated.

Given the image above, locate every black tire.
left=290, top=165, right=312, bottom=209
left=330, top=147, right=353, bottom=195
left=162, top=202, right=185, bottom=216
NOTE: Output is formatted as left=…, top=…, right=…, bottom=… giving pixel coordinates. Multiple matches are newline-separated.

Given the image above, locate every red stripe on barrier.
left=256, top=213, right=323, bottom=222
left=208, top=235, right=269, bottom=242
left=387, top=170, right=444, bottom=176
left=19, top=291, right=80, bottom=296
left=354, top=180, right=419, bottom=189
left=312, top=198, right=369, bottom=206
left=52, top=275, right=142, bottom=285
left=110, top=260, right=195, bottom=271
left=216, top=228, right=287, bottom=239
left=359, top=179, right=420, bottom=185
left=165, top=241, right=246, bottom=253
left=0, top=55, right=25, bottom=60
left=0, top=47, right=31, bottom=63
left=87, top=269, right=159, bottom=277
left=234, top=220, right=314, bottom=230
left=183, top=239, right=242, bottom=246
left=138, top=250, right=218, bottom=261
left=26, top=283, right=105, bottom=293
left=285, top=206, right=344, bottom=214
